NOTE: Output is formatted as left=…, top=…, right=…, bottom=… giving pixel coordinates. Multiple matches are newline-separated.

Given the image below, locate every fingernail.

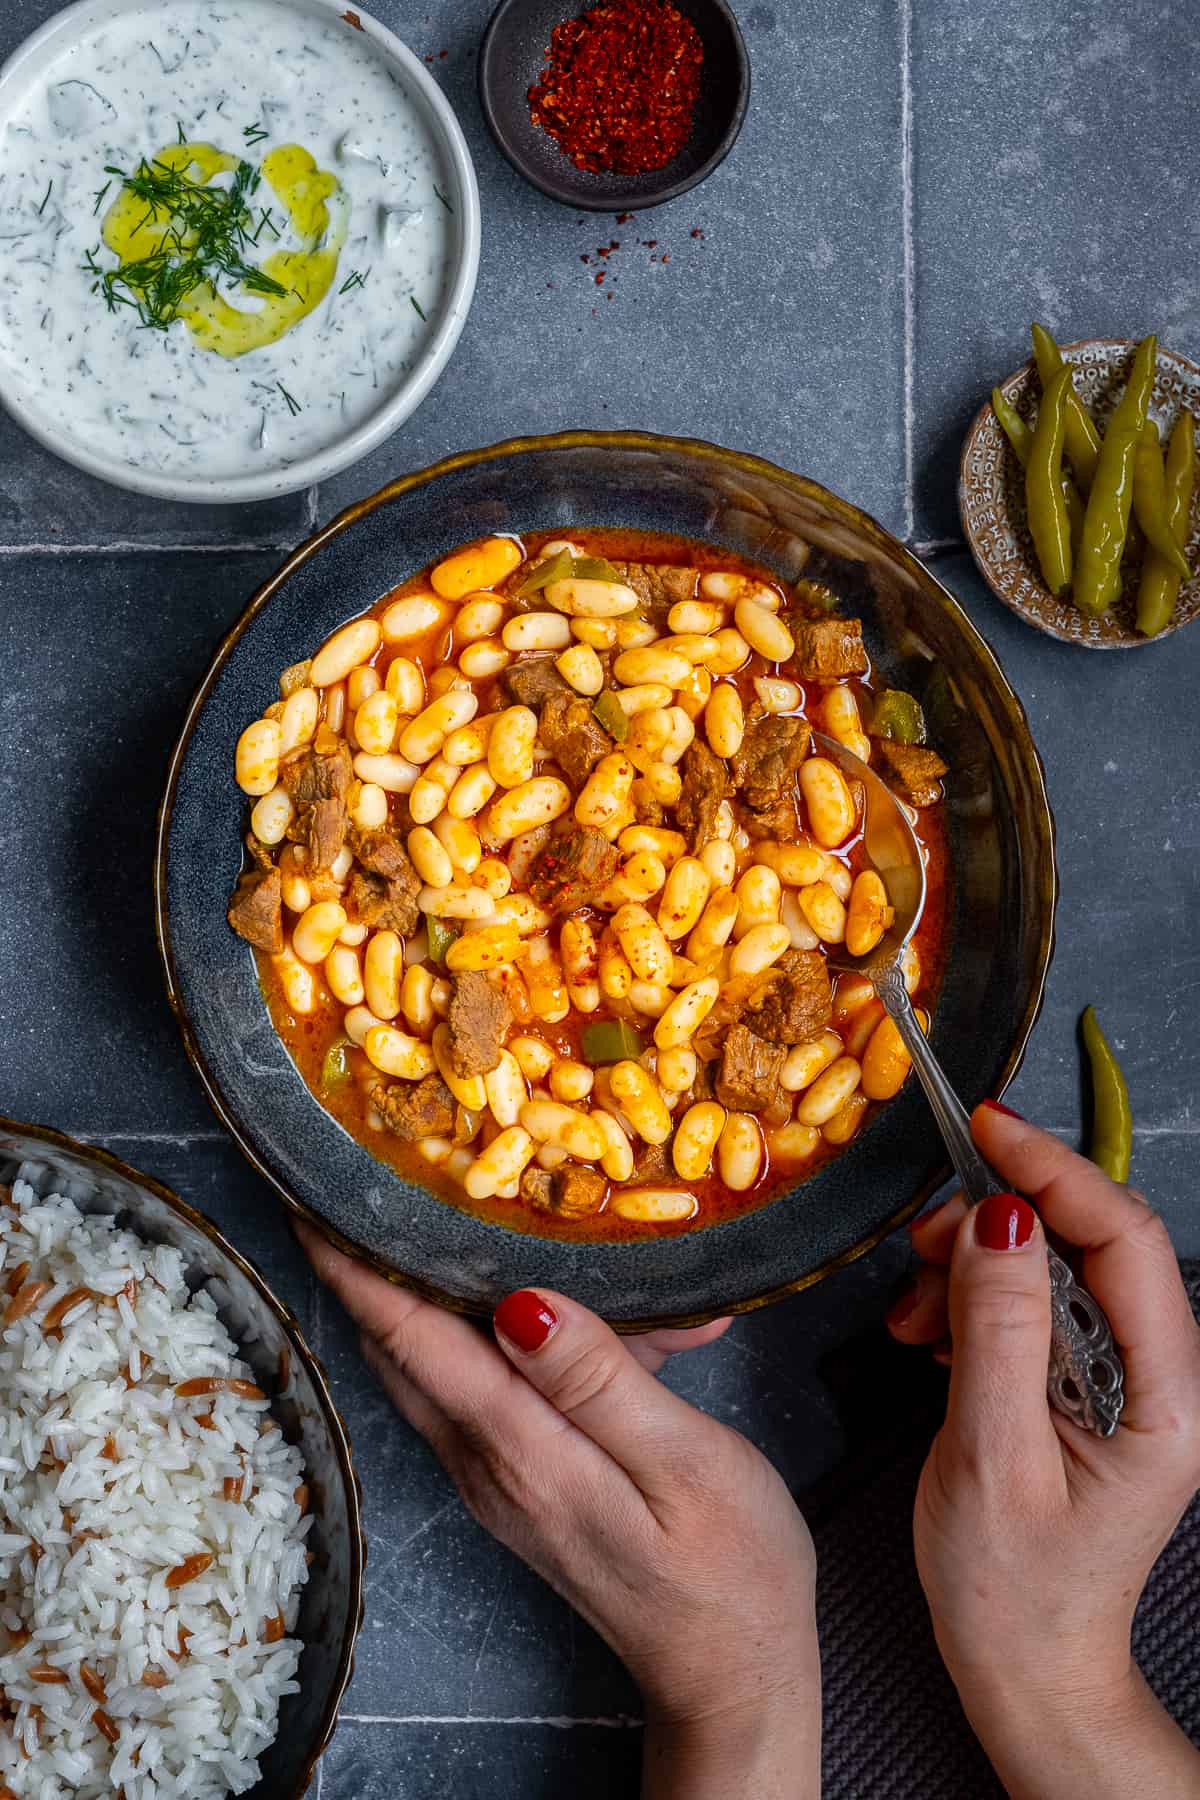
left=494, top=1289, right=558, bottom=1353
left=975, top=1193, right=1037, bottom=1251
left=979, top=1097, right=1023, bottom=1120
left=886, top=1285, right=920, bottom=1328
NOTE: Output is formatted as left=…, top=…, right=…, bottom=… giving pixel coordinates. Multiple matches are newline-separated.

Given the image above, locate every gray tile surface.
left=910, top=0, right=1200, bottom=542
left=0, top=0, right=1197, bottom=1794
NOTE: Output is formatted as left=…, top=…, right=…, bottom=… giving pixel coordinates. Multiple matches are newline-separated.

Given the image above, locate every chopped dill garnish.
left=410, top=295, right=427, bottom=320
left=92, top=179, right=112, bottom=216
left=277, top=381, right=302, bottom=415
left=36, top=179, right=53, bottom=215
left=85, top=153, right=287, bottom=330
left=432, top=183, right=453, bottom=213
left=339, top=268, right=368, bottom=294
left=243, top=121, right=269, bottom=147
left=177, top=119, right=188, bottom=145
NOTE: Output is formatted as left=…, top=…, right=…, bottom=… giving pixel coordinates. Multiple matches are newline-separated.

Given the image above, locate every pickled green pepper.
left=1136, top=409, right=1196, bottom=636
left=1074, top=334, right=1158, bottom=617
left=1025, top=366, right=1074, bottom=595
left=1132, top=422, right=1192, bottom=578
left=1081, top=1006, right=1132, bottom=1184
left=992, top=386, right=1085, bottom=547
left=1031, top=322, right=1101, bottom=493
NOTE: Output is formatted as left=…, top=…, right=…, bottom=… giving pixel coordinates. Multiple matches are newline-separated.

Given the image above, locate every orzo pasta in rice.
left=0, top=1168, right=310, bottom=1799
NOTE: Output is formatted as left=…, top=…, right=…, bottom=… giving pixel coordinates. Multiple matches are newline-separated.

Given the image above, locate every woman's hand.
left=888, top=1101, right=1200, bottom=1800
left=297, top=1224, right=821, bottom=1800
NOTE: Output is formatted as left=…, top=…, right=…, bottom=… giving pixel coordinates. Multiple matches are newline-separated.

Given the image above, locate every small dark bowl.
left=155, top=430, right=1057, bottom=1331
left=478, top=0, right=750, bottom=211
left=0, top=1119, right=365, bottom=1800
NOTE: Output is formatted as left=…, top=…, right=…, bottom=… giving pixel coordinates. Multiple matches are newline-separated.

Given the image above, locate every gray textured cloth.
left=811, top=1266, right=1200, bottom=1799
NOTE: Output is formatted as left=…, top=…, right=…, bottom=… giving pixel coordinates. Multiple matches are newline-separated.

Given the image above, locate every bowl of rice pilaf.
left=0, top=1119, right=363, bottom=1800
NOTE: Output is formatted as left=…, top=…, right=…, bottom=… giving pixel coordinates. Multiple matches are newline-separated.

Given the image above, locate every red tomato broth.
left=251, top=528, right=951, bottom=1242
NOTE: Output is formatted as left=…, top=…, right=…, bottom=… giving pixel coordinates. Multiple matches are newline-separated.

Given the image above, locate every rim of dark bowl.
left=0, top=1115, right=366, bottom=1799
left=153, top=428, right=1059, bottom=1331
left=477, top=0, right=751, bottom=211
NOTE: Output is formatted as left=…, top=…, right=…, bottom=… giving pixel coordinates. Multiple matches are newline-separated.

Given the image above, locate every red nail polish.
left=886, top=1286, right=920, bottom=1328
left=494, top=1289, right=558, bottom=1353
left=979, top=1097, right=1023, bottom=1120
left=975, top=1193, right=1037, bottom=1251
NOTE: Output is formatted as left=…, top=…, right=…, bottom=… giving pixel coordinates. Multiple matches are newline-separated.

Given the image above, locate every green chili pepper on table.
left=991, top=385, right=1085, bottom=548
left=1081, top=1005, right=1132, bottom=1184
left=1074, top=333, right=1157, bottom=618
left=1132, top=421, right=1192, bottom=578
left=1031, top=321, right=1101, bottom=493
left=1024, top=365, right=1074, bottom=595
left=1136, top=408, right=1196, bottom=637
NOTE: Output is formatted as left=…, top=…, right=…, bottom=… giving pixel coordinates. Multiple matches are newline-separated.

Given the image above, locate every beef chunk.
left=528, top=823, right=621, bottom=914
left=502, top=656, right=572, bottom=710
left=608, top=562, right=698, bottom=627
left=346, top=869, right=421, bottom=936
left=523, top=1164, right=609, bottom=1218
left=632, top=1139, right=674, bottom=1184
left=351, top=824, right=411, bottom=883
left=244, top=832, right=275, bottom=872
left=742, top=949, right=833, bottom=1045
left=344, top=825, right=422, bottom=935
left=281, top=739, right=353, bottom=811
left=375, top=1074, right=457, bottom=1141
left=227, top=866, right=283, bottom=953
left=538, top=689, right=613, bottom=787
left=282, top=740, right=353, bottom=872
left=446, top=971, right=511, bottom=1078
left=520, top=1166, right=556, bottom=1210
left=715, top=1024, right=786, bottom=1111
left=676, top=740, right=729, bottom=852
left=726, top=716, right=813, bottom=817
left=308, top=795, right=348, bottom=872
left=630, top=778, right=666, bottom=828
left=876, top=740, right=948, bottom=808
left=791, top=617, right=869, bottom=682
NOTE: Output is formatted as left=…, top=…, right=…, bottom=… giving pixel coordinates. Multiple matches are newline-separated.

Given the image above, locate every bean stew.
left=228, top=530, right=950, bottom=1240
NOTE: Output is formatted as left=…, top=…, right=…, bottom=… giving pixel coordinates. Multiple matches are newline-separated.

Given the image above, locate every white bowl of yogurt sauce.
left=0, top=0, right=480, bottom=502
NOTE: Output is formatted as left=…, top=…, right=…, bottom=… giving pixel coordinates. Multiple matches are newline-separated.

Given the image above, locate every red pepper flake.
left=595, top=272, right=605, bottom=285
left=691, top=227, right=704, bottom=238
left=528, top=0, right=704, bottom=175
left=341, top=9, right=363, bottom=29
left=616, top=211, right=633, bottom=223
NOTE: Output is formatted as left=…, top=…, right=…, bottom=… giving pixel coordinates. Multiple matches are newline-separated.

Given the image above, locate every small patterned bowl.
left=959, top=338, right=1200, bottom=649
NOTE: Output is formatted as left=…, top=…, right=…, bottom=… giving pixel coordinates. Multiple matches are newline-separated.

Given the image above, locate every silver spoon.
left=812, top=731, right=1125, bottom=1437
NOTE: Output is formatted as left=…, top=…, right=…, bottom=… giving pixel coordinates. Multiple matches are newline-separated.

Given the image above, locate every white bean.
left=310, top=618, right=381, bottom=687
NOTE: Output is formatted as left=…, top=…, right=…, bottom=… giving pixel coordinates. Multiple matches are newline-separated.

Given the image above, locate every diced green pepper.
left=426, top=916, right=459, bottom=964
left=321, top=1039, right=353, bottom=1088
left=592, top=688, right=629, bottom=742
left=517, top=548, right=572, bottom=595
left=518, top=552, right=621, bottom=597
left=582, top=1019, right=645, bottom=1065
left=569, top=555, right=619, bottom=582
left=871, top=689, right=926, bottom=745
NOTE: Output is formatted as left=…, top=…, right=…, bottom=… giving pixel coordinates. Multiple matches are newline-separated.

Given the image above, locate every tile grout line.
left=338, top=1714, right=642, bottom=1730
left=899, top=0, right=916, bottom=544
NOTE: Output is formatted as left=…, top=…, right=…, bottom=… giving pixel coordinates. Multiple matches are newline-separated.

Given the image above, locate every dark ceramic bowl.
left=156, top=431, right=1057, bottom=1329
left=0, top=1119, right=365, bottom=1799
left=478, top=0, right=750, bottom=211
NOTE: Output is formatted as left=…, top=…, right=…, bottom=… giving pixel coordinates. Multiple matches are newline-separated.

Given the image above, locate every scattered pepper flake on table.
left=528, top=0, right=704, bottom=175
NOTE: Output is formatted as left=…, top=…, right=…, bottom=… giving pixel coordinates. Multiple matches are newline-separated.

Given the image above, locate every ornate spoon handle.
left=874, top=961, right=1125, bottom=1437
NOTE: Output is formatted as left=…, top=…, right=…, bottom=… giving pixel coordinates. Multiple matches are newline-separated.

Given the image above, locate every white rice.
left=0, top=1165, right=310, bottom=1799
